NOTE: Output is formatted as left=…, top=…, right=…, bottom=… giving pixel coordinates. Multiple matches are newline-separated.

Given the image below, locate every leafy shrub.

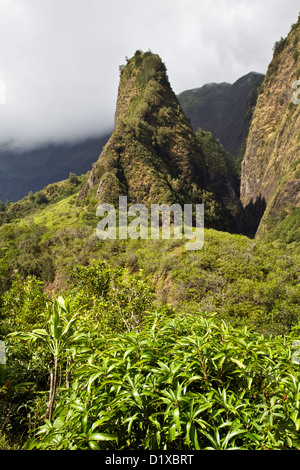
left=68, top=172, right=79, bottom=185
left=0, top=274, right=49, bottom=337
left=35, top=191, right=48, bottom=205
left=20, top=311, right=300, bottom=450
left=66, top=260, right=155, bottom=333
left=0, top=276, right=51, bottom=446
left=139, top=53, right=168, bottom=87
left=273, top=37, right=286, bottom=56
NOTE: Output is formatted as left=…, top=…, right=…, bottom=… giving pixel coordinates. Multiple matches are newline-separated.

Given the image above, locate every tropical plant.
left=18, top=310, right=300, bottom=450
left=10, top=297, right=78, bottom=422
left=67, top=261, right=155, bottom=333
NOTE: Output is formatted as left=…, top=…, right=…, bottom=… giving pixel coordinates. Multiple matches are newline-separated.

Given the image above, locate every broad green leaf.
left=89, top=441, right=100, bottom=450
left=223, top=429, right=247, bottom=448
left=15, top=381, right=35, bottom=391
left=123, top=413, right=139, bottom=433
left=70, top=403, right=85, bottom=412
left=173, top=407, right=180, bottom=431
left=168, top=423, right=176, bottom=441
left=81, top=414, right=88, bottom=434
left=230, top=358, right=246, bottom=369
left=89, top=433, right=116, bottom=441
left=247, top=376, right=253, bottom=390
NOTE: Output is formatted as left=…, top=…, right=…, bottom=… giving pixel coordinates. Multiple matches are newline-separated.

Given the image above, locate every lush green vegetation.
left=0, top=201, right=299, bottom=449
left=0, top=254, right=299, bottom=450
left=263, top=207, right=300, bottom=255
left=1, top=192, right=299, bottom=337
left=1, top=263, right=300, bottom=450
left=0, top=262, right=155, bottom=448
left=0, top=171, right=88, bottom=226
left=0, top=176, right=101, bottom=293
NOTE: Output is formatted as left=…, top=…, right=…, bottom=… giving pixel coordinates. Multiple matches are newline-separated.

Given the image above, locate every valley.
left=0, top=14, right=299, bottom=452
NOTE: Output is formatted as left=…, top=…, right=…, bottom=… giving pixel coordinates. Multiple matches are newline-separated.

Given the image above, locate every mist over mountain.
left=2, top=0, right=299, bottom=158
left=0, top=69, right=262, bottom=205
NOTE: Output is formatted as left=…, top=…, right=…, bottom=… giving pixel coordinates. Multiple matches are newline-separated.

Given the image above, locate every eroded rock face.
left=240, top=18, right=300, bottom=237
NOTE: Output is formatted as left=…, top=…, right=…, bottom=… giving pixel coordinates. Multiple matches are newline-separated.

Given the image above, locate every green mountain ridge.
left=178, top=71, right=264, bottom=160
left=0, top=71, right=262, bottom=204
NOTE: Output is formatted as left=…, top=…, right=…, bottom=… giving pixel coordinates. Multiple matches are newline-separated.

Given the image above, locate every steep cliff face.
left=79, top=50, right=240, bottom=231
left=240, top=17, right=300, bottom=237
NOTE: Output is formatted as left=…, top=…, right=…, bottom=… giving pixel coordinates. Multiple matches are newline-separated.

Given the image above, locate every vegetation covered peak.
left=78, top=50, right=240, bottom=233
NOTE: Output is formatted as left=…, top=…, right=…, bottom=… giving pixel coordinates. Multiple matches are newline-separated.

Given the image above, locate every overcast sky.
left=0, top=0, right=299, bottom=150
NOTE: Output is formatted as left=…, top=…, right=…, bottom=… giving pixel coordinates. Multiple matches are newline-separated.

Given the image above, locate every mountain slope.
left=178, top=72, right=264, bottom=160
left=78, top=50, right=240, bottom=232
left=240, top=17, right=300, bottom=239
left=0, top=134, right=110, bottom=202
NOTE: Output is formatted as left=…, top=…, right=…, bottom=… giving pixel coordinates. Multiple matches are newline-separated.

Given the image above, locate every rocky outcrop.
left=79, top=50, right=240, bottom=231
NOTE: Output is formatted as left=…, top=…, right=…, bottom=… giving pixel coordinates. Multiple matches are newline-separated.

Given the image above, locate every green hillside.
left=0, top=170, right=299, bottom=449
